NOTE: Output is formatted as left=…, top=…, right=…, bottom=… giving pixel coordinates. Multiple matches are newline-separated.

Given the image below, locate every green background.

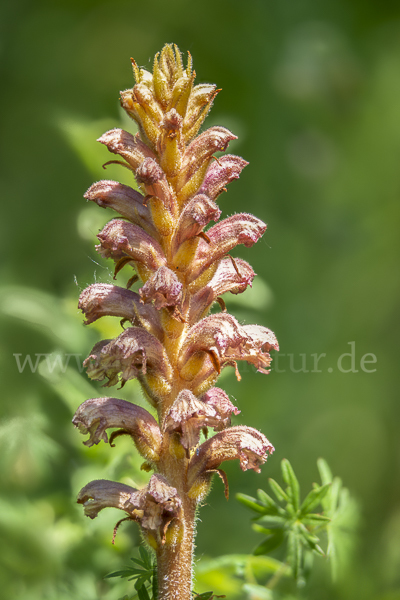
left=1, top=0, right=399, bottom=598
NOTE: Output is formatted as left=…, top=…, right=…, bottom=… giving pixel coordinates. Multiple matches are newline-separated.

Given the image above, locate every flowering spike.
left=76, top=44, right=278, bottom=600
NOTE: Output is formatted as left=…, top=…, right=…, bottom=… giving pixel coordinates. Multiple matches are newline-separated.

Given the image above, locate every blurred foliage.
left=1, top=0, right=400, bottom=598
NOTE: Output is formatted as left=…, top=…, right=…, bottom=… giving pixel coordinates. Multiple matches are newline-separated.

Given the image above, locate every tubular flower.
left=75, top=44, right=278, bottom=600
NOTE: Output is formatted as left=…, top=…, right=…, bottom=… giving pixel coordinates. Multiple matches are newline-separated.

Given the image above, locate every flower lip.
left=186, top=426, right=274, bottom=500
left=164, top=389, right=230, bottom=450
left=84, top=326, right=172, bottom=388
left=72, top=396, right=162, bottom=462
left=97, top=128, right=156, bottom=170
left=96, top=219, right=167, bottom=272
left=186, top=213, right=266, bottom=283
left=139, top=266, right=183, bottom=310
left=199, top=154, right=248, bottom=200
left=78, top=283, right=163, bottom=339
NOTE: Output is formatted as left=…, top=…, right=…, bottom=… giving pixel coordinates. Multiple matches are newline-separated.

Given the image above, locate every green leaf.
left=256, top=489, right=277, bottom=509
left=303, top=514, right=331, bottom=524
left=252, top=524, right=278, bottom=536
left=253, top=530, right=285, bottom=555
left=236, top=493, right=267, bottom=513
left=137, top=585, right=151, bottom=600
left=268, top=478, right=289, bottom=503
left=287, top=530, right=302, bottom=579
left=194, top=593, right=215, bottom=600
left=281, top=459, right=300, bottom=512
left=134, top=576, right=149, bottom=589
left=105, top=568, right=138, bottom=579
left=139, top=546, right=153, bottom=569
left=300, top=483, right=331, bottom=514
left=257, top=515, right=287, bottom=527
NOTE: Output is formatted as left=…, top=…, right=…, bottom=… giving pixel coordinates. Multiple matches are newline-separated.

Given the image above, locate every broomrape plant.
left=73, top=43, right=278, bottom=600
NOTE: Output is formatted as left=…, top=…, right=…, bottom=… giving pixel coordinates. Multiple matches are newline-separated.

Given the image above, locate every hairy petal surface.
left=199, top=154, right=248, bottom=200
left=201, top=387, right=240, bottom=429
left=77, top=479, right=137, bottom=519
left=128, top=474, right=182, bottom=540
left=96, top=219, right=167, bottom=273
left=84, top=327, right=172, bottom=387
left=84, top=180, right=157, bottom=237
left=136, top=158, right=174, bottom=212
left=78, top=283, right=163, bottom=338
left=164, top=389, right=226, bottom=449
left=139, top=266, right=183, bottom=310
left=178, top=126, right=237, bottom=189
left=98, top=128, right=156, bottom=170
left=189, top=257, right=255, bottom=322
left=172, top=193, right=221, bottom=251
left=186, top=214, right=266, bottom=282
left=187, top=426, right=274, bottom=486
left=72, top=397, right=162, bottom=461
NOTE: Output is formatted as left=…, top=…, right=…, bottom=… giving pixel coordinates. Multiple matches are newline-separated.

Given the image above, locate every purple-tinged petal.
left=136, top=158, right=174, bottom=212
left=164, top=389, right=223, bottom=449
left=84, top=327, right=172, bottom=388
left=188, top=426, right=274, bottom=483
left=96, top=219, right=166, bottom=273
left=72, top=397, right=162, bottom=462
left=178, top=314, right=278, bottom=379
left=201, top=387, right=240, bottom=429
left=78, top=283, right=163, bottom=339
left=139, top=266, right=183, bottom=310
left=189, top=257, right=255, bottom=322
left=172, top=193, right=221, bottom=251
left=98, top=128, right=156, bottom=170
left=84, top=180, right=157, bottom=236
left=187, top=214, right=266, bottom=283
left=177, top=126, right=237, bottom=191
left=178, top=314, right=248, bottom=369
left=128, top=474, right=182, bottom=539
left=77, top=479, right=137, bottom=519
left=199, top=154, right=248, bottom=200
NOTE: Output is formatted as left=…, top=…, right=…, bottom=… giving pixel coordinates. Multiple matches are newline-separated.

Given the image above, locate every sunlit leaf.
left=281, top=459, right=300, bottom=512
left=236, top=493, right=268, bottom=514
left=300, top=483, right=331, bottom=515
left=253, top=530, right=285, bottom=556
left=268, top=478, right=289, bottom=503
